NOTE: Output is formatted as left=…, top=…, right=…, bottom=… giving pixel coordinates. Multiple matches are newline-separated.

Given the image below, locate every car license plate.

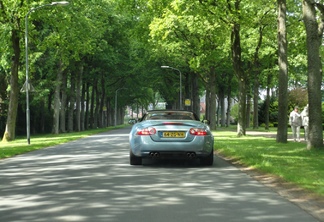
left=162, top=131, right=185, bottom=138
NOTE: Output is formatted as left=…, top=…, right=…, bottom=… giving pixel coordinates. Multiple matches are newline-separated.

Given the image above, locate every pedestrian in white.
left=289, top=106, right=302, bottom=142
left=301, top=104, right=309, bottom=141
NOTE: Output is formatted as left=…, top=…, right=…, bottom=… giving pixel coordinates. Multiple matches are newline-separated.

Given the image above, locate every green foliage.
left=288, top=88, right=308, bottom=109
left=230, top=103, right=239, bottom=122
left=287, top=0, right=308, bottom=86
left=258, top=88, right=310, bottom=126
left=0, top=0, right=318, bottom=138
left=258, top=97, right=279, bottom=125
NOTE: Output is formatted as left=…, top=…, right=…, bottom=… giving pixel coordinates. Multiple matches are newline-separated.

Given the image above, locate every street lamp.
left=25, top=1, right=69, bottom=144
left=115, top=88, right=127, bottom=126
left=161, top=66, right=183, bottom=109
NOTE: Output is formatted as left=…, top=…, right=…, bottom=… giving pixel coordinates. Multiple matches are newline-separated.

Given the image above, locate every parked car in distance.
left=129, top=110, right=214, bottom=166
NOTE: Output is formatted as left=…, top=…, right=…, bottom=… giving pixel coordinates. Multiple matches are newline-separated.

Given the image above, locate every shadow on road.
left=0, top=129, right=318, bottom=222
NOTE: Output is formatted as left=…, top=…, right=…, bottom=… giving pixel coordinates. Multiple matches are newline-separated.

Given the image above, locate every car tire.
left=200, top=150, right=214, bottom=166
left=130, top=150, right=142, bottom=165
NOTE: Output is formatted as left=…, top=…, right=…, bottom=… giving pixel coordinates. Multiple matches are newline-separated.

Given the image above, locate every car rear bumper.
left=130, top=136, right=214, bottom=158
left=140, top=151, right=210, bottom=159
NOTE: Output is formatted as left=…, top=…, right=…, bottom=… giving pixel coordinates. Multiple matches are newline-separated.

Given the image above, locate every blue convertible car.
left=129, top=110, right=214, bottom=166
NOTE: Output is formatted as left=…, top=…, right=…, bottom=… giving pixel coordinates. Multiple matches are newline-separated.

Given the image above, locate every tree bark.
left=52, top=62, right=63, bottom=134
left=252, top=26, right=263, bottom=129
left=265, top=82, right=271, bottom=130
left=68, top=74, right=75, bottom=132
left=107, top=97, right=112, bottom=126
left=276, top=0, right=289, bottom=143
left=80, top=81, right=86, bottom=131
left=246, top=93, right=251, bottom=128
left=231, top=16, right=246, bottom=136
left=89, top=80, right=96, bottom=129
left=191, top=72, right=200, bottom=116
left=75, top=63, right=83, bottom=132
left=303, top=0, right=324, bottom=149
left=85, top=82, right=90, bottom=130
left=237, top=78, right=247, bottom=136
left=208, top=67, right=217, bottom=130
left=253, top=75, right=259, bottom=129
left=219, top=90, right=226, bottom=127
left=99, top=74, right=106, bottom=128
left=60, top=72, right=67, bottom=133
left=205, top=88, right=210, bottom=121
left=226, top=74, right=233, bottom=127
left=94, top=81, right=100, bottom=128
left=2, top=29, right=20, bottom=142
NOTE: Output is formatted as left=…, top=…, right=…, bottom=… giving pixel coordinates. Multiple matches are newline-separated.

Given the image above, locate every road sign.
left=185, top=99, right=191, bottom=106
left=20, top=81, right=35, bottom=93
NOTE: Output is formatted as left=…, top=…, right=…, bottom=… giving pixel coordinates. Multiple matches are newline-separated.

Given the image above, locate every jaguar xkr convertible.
left=129, top=110, right=214, bottom=166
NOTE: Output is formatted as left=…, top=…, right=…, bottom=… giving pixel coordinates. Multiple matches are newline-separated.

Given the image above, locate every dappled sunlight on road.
left=0, top=129, right=318, bottom=222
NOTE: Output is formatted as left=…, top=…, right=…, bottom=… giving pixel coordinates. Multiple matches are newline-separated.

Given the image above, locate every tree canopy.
left=0, top=0, right=323, bottom=148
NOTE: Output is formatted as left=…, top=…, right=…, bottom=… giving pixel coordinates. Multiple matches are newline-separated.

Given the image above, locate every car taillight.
left=136, top=127, right=156, bottom=135
left=189, top=128, right=207, bottom=136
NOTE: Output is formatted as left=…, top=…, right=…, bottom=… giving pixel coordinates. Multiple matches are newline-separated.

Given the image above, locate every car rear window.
left=145, top=112, right=196, bottom=121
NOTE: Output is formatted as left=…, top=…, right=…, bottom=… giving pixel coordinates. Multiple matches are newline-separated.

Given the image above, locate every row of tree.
left=0, top=0, right=323, bottom=149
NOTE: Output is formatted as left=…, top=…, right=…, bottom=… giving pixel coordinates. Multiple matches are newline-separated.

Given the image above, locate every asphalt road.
left=0, top=127, right=319, bottom=222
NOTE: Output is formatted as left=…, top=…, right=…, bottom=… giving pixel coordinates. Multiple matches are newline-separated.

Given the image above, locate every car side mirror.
left=128, top=119, right=137, bottom=125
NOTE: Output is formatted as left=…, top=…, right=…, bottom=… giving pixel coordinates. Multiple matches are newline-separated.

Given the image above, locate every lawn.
left=0, top=125, right=126, bottom=159
left=214, top=127, right=324, bottom=197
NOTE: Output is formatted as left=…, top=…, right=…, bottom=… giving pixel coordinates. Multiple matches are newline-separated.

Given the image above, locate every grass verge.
left=0, top=125, right=127, bottom=159
left=214, top=127, right=324, bottom=197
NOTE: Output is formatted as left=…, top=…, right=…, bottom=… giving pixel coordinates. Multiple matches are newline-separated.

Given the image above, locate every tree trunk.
left=219, top=90, right=226, bottom=127
left=75, top=63, right=83, bottom=132
left=205, top=88, right=210, bottom=121
left=107, top=97, right=112, bottom=126
left=246, top=94, right=251, bottom=128
left=2, top=29, right=20, bottom=142
left=231, top=9, right=246, bottom=136
left=265, top=84, right=270, bottom=130
left=89, top=80, right=96, bottom=129
left=237, top=79, right=247, bottom=136
left=94, top=82, right=100, bottom=128
left=253, top=75, right=259, bottom=129
left=99, top=74, right=106, bottom=128
left=226, top=74, right=233, bottom=127
left=184, top=72, right=190, bottom=111
left=52, top=61, right=63, bottom=134
left=192, top=72, right=200, bottom=116
left=85, top=82, right=90, bottom=130
left=209, top=67, right=217, bottom=130
left=252, top=26, right=263, bottom=129
left=276, top=0, right=289, bottom=143
left=303, top=0, right=324, bottom=149
left=60, top=72, right=67, bottom=133
left=68, top=74, right=75, bottom=132
left=216, top=97, right=220, bottom=127
left=81, top=81, right=86, bottom=131
left=40, top=100, right=45, bottom=133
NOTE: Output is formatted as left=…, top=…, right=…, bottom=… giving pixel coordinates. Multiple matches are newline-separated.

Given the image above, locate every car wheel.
left=200, top=150, right=214, bottom=166
left=130, top=150, right=142, bottom=165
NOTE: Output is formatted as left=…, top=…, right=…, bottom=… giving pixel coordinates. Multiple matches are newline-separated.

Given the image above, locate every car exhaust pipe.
left=150, top=152, right=160, bottom=158
left=186, top=152, right=196, bottom=159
